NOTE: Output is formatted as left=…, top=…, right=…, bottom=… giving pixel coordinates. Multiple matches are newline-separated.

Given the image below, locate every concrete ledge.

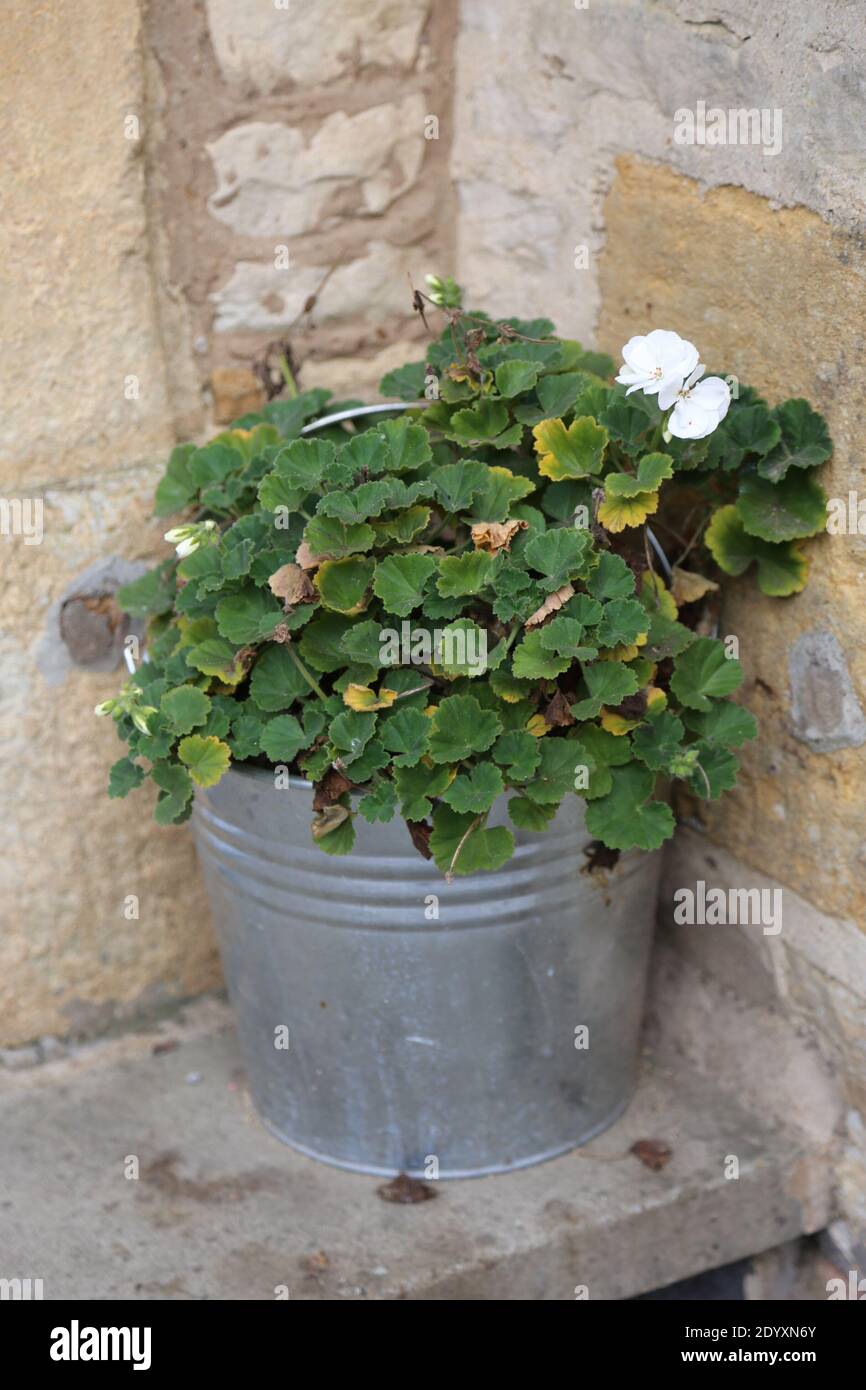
left=0, top=1004, right=834, bottom=1300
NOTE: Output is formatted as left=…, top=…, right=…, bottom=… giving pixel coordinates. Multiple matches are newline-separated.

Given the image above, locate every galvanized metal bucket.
left=192, top=766, right=661, bottom=1178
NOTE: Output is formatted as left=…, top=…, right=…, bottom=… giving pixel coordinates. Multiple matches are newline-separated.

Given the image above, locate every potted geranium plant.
left=97, top=279, right=830, bottom=1177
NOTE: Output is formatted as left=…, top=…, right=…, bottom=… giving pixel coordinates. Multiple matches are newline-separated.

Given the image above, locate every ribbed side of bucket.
left=193, top=767, right=661, bottom=1178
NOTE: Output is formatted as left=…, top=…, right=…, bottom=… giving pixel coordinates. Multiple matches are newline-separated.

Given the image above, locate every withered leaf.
left=670, top=565, right=719, bottom=607
left=295, top=540, right=327, bottom=570
left=311, top=804, right=350, bottom=840
left=470, top=519, right=528, bottom=554
left=630, top=1138, right=672, bottom=1171
left=544, top=689, right=575, bottom=727
left=407, top=819, right=433, bottom=860
left=376, top=1172, right=438, bottom=1204
left=268, top=562, right=316, bottom=606
left=525, top=583, right=575, bottom=629
left=581, top=841, right=621, bottom=875
left=312, top=768, right=353, bottom=811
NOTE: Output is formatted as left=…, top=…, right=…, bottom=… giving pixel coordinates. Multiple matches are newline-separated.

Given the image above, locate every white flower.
left=616, top=330, right=700, bottom=409
left=164, top=519, right=217, bottom=558
left=667, top=367, right=731, bottom=440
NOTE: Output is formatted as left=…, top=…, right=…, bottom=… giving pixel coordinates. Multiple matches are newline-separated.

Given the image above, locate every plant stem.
left=279, top=355, right=298, bottom=399
left=445, top=813, right=485, bottom=884
left=286, top=643, right=328, bottom=702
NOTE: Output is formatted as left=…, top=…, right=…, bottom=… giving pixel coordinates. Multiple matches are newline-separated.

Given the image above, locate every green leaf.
left=108, top=756, right=145, bottom=799
left=599, top=398, right=650, bottom=455
left=522, top=737, right=580, bottom=804
left=448, top=399, right=523, bottom=450
left=705, top=505, right=808, bottom=597
left=152, top=761, right=194, bottom=825
left=630, top=711, right=685, bottom=771
left=533, top=416, right=608, bottom=480
left=303, top=515, right=376, bottom=558
left=538, top=615, right=596, bottom=660
left=373, top=553, right=438, bottom=616
left=512, top=629, right=572, bottom=679
left=584, top=763, right=674, bottom=851
left=670, top=637, right=743, bottom=711
left=535, top=372, right=590, bottom=419
left=429, top=805, right=515, bottom=876
left=260, top=714, right=308, bottom=763
left=377, top=416, right=433, bottom=472
left=492, top=730, right=541, bottom=781
left=603, top=452, right=673, bottom=498
left=314, top=556, right=374, bottom=614
left=393, top=761, right=452, bottom=820
left=358, top=780, right=399, bottom=823
left=737, top=470, right=827, bottom=542
left=508, top=797, right=556, bottom=831
left=215, top=586, right=282, bottom=644
left=188, top=441, right=244, bottom=488
left=154, top=445, right=197, bottom=515
left=160, top=684, right=212, bottom=735
left=314, top=807, right=356, bottom=856
left=724, top=404, right=781, bottom=460
left=329, top=710, right=377, bottom=763
left=177, top=734, right=231, bottom=788
left=185, top=637, right=243, bottom=684
left=229, top=711, right=265, bottom=760
left=427, top=694, right=502, bottom=763
left=441, top=762, right=504, bottom=813
left=249, top=644, right=312, bottom=710
left=596, top=597, right=649, bottom=648
left=468, top=465, right=535, bottom=522
left=375, top=503, right=431, bottom=545
left=436, top=550, right=498, bottom=598
left=431, top=458, right=490, bottom=513
left=316, top=480, right=394, bottom=525
left=524, top=526, right=593, bottom=589
left=299, top=613, right=355, bottom=672
left=495, top=359, right=541, bottom=397
left=682, top=702, right=758, bottom=747
left=759, top=399, right=832, bottom=482
left=586, top=551, right=635, bottom=600
left=570, top=662, right=639, bottom=719
left=116, top=561, right=176, bottom=619
left=340, top=619, right=387, bottom=669
left=685, top=741, right=740, bottom=799
left=431, top=619, right=492, bottom=678
left=379, top=706, right=431, bottom=767
left=379, top=361, right=426, bottom=401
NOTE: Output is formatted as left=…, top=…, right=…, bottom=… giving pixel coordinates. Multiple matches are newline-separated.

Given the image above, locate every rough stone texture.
left=205, top=0, right=431, bottom=94
left=598, top=158, right=866, bottom=927
left=0, top=3, right=221, bottom=1045
left=789, top=628, right=866, bottom=753
left=146, top=0, right=457, bottom=423
left=454, top=0, right=866, bottom=336
left=206, top=99, right=426, bottom=237
left=0, top=1006, right=834, bottom=1300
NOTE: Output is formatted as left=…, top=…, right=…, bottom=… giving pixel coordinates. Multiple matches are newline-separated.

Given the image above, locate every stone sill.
left=0, top=971, right=835, bottom=1300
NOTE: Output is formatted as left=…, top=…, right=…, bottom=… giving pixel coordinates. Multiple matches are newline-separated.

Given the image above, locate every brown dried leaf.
left=630, top=1138, right=672, bottom=1171
left=376, top=1172, right=438, bottom=1204
left=525, top=583, right=575, bottom=629
left=311, top=804, right=350, bottom=841
left=543, top=689, right=575, bottom=727
left=670, top=565, right=719, bottom=607
left=295, top=540, right=327, bottom=570
left=312, top=768, right=353, bottom=812
left=407, top=820, right=432, bottom=860
left=268, top=563, right=316, bottom=606
left=581, top=841, right=621, bottom=875
left=470, top=519, right=528, bottom=554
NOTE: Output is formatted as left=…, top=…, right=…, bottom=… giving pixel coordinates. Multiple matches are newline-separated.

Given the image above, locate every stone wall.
left=2, top=2, right=864, bottom=1261
left=0, top=0, right=455, bottom=1045
left=451, top=0, right=866, bottom=1248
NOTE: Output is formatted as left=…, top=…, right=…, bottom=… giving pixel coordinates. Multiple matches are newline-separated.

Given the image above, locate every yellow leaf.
left=671, top=565, right=720, bottom=606
left=646, top=686, right=668, bottom=714
left=343, top=683, right=398, bottom=712
left=597, top=489, right=660, bottom=533
left=525, top=714, right=549, bottom=737
left=640, top=570, right=678, bottom=620
left=599, top=708, right=639, bottom=735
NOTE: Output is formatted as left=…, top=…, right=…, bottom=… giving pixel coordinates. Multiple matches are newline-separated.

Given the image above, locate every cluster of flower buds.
left=94, top=682, right=157, bottom=735
left=163, top=519, right=218, bottom=559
